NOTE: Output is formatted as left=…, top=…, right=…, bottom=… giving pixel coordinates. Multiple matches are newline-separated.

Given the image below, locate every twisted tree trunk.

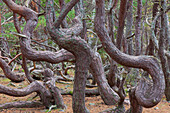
left=95, top=0, right=165, bottom=112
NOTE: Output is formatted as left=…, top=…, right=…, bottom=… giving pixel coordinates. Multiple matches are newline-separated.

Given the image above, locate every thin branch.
left=8, top=53, right=22, bottom=65
left=53, top=0, right=80, bottom=28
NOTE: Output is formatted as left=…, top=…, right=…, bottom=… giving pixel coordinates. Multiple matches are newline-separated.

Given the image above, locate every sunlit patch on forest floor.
left=0, top=77, right=169, bottom=113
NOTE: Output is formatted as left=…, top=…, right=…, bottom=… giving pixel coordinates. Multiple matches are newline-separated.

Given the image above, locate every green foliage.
left=69, top=90, right=73, bottom=95
left=98, top=48, right=108, bottom=64
left=1, top=78, right=10, bottom=82
left=35, top=16, right=46, bottom=30
left=67, top=9, right=75, bottom=20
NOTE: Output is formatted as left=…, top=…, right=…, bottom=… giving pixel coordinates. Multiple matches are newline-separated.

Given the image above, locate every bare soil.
left=0, top=77, right=169, bottom=113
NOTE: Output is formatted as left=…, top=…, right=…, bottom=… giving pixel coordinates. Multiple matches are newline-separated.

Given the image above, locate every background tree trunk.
left=116, top=0, right=127, bottom=50
left=135, top=0, right=142, bottom=56
left=159, top=0, right=170, bottom=101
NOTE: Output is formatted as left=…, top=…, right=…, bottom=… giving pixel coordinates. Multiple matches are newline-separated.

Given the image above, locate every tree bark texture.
left=0, top=101, right=43, bottom=109
left=0, top=58, right=24, bottom=82
left=126, top=88, right=143, bottom=113
left=116, top=0, right=127, bottom=50
left=0, top=81, right=52, bottom=108
left=148, top=0, right=159, bottom=56
left=126, top=0, right=133, bottom=55
left=107, top=0, right=118, bottom=91
left=46, top=0, right=91, bottom=112
left=135, top=0, right=142, bottom=55
left=95, top=0, right=165, bottom=108
left=54, top=0, right=80, bottom=28
left=2, top=0, right=121, bottom=112
left=59, top=0, right=68, bottom=28
left=90, top=52, right=119, bottom=105
left=3, top=0, right=74, bottom=64
left=43, top=68, right=66, bottom=109
left=159, top=0, right=170, bottom=101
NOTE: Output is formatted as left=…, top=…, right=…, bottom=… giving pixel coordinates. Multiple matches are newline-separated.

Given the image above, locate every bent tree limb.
left=3, top=0, right=119, bottom=111
left=95, top=0, right=165, bottom=111
left=46, top=0, right=122, bottom=111
left=90, top=52, right=119, bottom=105
left=46, top=0, right=91, bottom=112
left=0, top=58, right=24, bottom=82
left=0, top=101, right=43, bottom=109
left=2, top=0, right=74, bottom=64
left=43, top=68, right=66, bottom=109
left=46, top=15, right=91, bottom=113
left=0, top=81, right=52, bottom=108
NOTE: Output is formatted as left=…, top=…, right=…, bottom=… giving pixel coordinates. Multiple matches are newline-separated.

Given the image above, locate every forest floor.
left=0, top=77, right=169, bottom=113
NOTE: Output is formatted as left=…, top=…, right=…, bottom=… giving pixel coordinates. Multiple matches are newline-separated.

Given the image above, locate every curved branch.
left=53, top=0, right=80, bottom=28
left=0, top=58, right=24, bottom=82
left=90, top=52, right=119, bottom=105
left=0, top=81, right=45, bottom=96
left=46, top=1, right=92, bottom=112
left=0, top=81, right=52, bottom=108
left=2, top=0, right=38, bottom=21
left=95, top=0, right=165, bottom=108
left=3, top=0, right=74, bottom=64
left=8, top=53, right=22, bottom=65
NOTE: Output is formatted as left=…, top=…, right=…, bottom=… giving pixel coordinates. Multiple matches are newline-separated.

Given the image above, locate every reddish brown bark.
left=31, top=0, right=38, bottom=12
left=3, top=0, right=120, bottom=112
left=0, top=101, right=43, bottom=109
